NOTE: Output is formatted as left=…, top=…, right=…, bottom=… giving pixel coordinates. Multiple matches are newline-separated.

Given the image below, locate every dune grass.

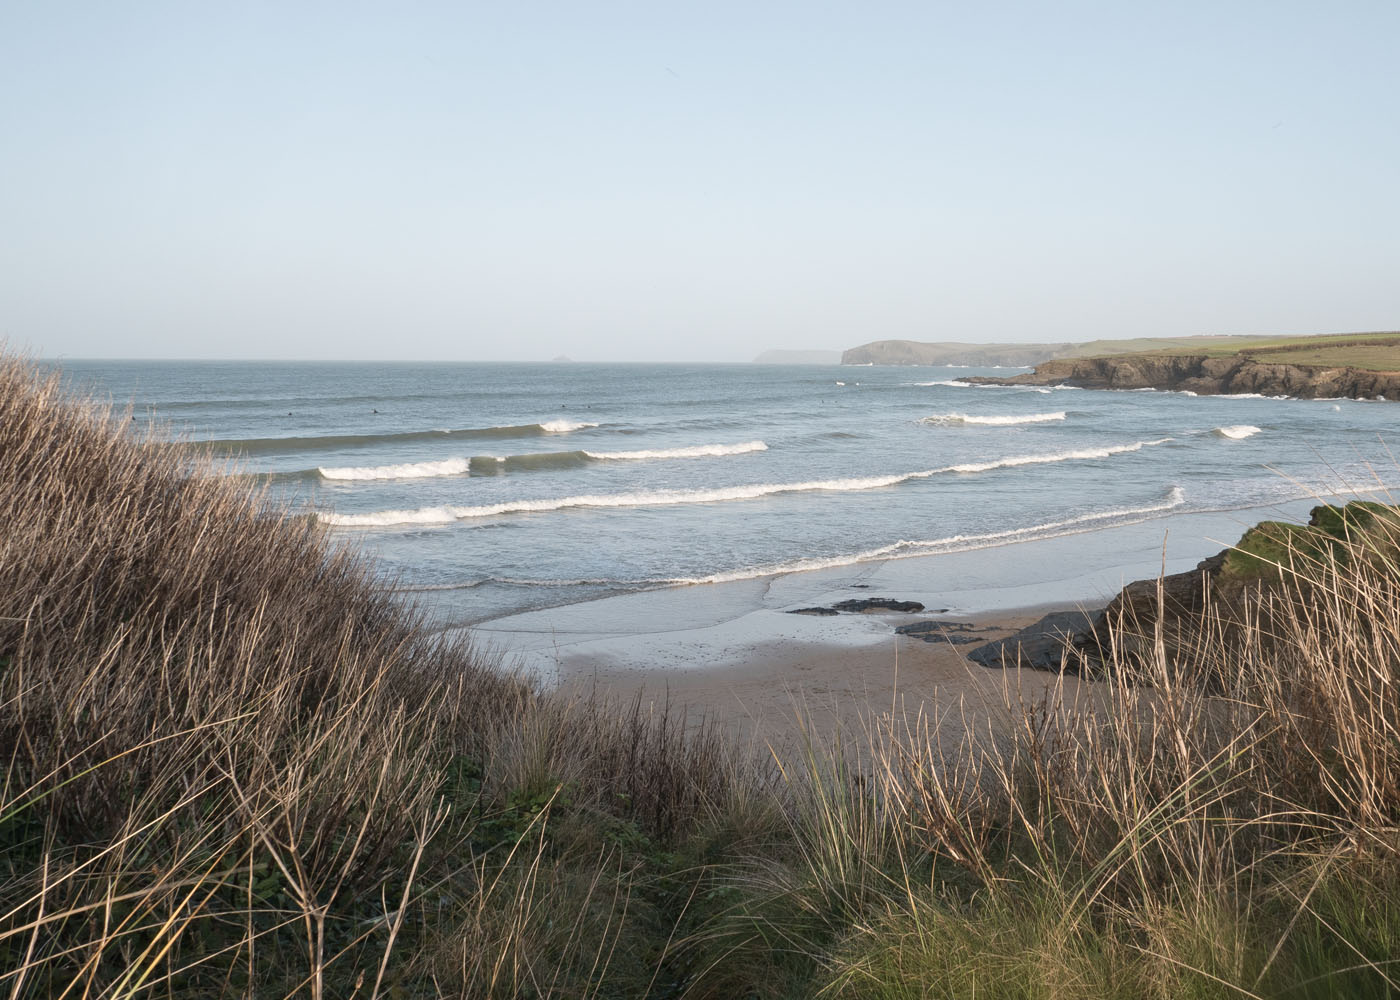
left=2, top=353, right=1398, bottom=997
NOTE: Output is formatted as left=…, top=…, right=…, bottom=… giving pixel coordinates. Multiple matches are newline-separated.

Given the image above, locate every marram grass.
left=2, top=353, right=1398, bottom=998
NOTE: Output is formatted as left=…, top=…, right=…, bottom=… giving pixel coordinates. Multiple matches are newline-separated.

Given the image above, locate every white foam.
left=673, top=486, right=1189, bottom=584
left=920, top=411, right=1066, bottom=427
left=319, top=438, right=1172, bottom=528
left=539, top=419, right=599, bottom=433
left=1213, top=425, right=1261, bottom=440
left=945, top=438, right=1172, bottom=473
left=835, top=381, right=846, bottom=386
left=585, top=441, right=768, bottom=461
left=317, top=457, right=472, bottom=481
left=912, top=380, right=973, bottom=388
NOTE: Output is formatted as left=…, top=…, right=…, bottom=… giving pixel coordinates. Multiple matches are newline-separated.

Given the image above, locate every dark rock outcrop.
left=961, top=355, right=1400, bottom=400
left=787, top=597, right=929, bottom=617
left=987, top=502, right=1400, bottom=678
left=895, top=620, right=993, bottom=645
left=966, top=611, right=1099, bottom=671
left=833, top=598, right=925, bottom=614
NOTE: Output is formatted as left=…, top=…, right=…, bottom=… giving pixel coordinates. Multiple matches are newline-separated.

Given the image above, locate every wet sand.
left=552, top=602, right=1101, bottom=749
left=464, top=503, right=1324, bottom=747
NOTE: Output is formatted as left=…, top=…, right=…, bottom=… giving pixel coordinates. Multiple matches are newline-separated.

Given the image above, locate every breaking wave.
left=539, top=419, right=599, bottom=433
left=414, top=487, right=1190, bottom=590
left=675, top=486, right=1188, bottom=584
left=315, top=436, right=767, bottom=481
left=920, top=411, right=1066, bottom=427
left=318, top=438, right=1172, bottom=527
left=586, top=441, right=768, bottom=461
left=1214, top=425, right=1262, bottom=440
left=319, top=457, right=472, bottom=481
left=195, top=420, right=600, bottom=457
left=307, top=441, right=768, bottom=481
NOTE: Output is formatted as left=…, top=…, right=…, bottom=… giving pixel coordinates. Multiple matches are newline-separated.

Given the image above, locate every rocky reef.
left=960, top=355, right=1400, bottom=399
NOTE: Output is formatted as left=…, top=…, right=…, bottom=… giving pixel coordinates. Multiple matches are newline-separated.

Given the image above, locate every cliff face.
left=962, top=355, right=1400, bottom=400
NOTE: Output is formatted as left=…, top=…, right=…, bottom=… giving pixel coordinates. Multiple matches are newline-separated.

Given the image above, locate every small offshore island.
left=956, top=330, right=1400, bottom=399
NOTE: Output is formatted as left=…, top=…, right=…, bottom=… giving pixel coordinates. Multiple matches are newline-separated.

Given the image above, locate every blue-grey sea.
left=53, top=360, right=1400, bottom=629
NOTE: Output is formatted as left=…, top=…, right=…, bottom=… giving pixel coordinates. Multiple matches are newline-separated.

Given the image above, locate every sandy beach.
left=465, top=501, right=1328, bottom=747
left=551, top=603, right=1094, bottom=748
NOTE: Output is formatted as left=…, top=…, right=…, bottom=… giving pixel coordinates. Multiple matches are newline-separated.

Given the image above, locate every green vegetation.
left=1109, top=330, right=1400, bottom=370
left=3, top=355, right=1400, bottom=997
left=1221, top=501, right=1400, bottom=583
left=1065, top=334, right=1279, bottom=357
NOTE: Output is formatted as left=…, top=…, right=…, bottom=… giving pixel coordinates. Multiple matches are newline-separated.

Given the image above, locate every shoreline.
left=553, top=601, right=1096, bottom=748
left=463, top=496, right=1333, bottom=740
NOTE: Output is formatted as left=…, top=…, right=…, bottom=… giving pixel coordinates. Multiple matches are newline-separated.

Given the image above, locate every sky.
left=2, top=2, right=1398, bottom=363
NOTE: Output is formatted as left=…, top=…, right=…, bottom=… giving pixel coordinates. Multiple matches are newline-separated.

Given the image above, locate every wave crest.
left=586, top=441, right=767, bottom=461
left=319, top=457, right=472, bottom=481
left=197, top=419, right=599, bottom=457
left=680, top=487, right=1189, bottom=584
left=309, top=440, right=768, bottom=481
left=539, top=419, right=599, bottom=433
left=921, top=411, right=1066, bottom=427
left=318, top=438, right=1172, bottom=527
left=1214, top=425, right=1261, bottom=440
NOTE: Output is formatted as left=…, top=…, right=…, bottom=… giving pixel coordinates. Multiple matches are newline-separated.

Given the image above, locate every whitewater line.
left=674, top=486, right=1188, bottom=584
left=316, top=440, right=769, bottom=481
left=920, top=411, right=1067, bottom=427
left=318, top=437, right=1173, bottom=527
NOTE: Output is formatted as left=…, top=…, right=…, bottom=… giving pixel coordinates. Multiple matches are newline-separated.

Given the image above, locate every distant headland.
left=752, top=349, right=843, bottom=364
left=837, top=333, right=1312, bottom=368
left=957, top=331, right=1400, bottom=400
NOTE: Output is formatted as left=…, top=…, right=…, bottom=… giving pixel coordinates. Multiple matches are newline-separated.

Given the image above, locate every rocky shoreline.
left=960, top=354, right=1400, bottom=400
left=944, top=501, right=1400, bottom=676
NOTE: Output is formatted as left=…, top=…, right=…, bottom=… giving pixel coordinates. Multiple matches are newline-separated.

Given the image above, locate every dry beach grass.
left=2, top=353, right=1398, bottom=997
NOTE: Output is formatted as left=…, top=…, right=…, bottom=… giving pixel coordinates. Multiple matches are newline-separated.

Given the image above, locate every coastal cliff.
left=961, top=355, right=1400, bottom=399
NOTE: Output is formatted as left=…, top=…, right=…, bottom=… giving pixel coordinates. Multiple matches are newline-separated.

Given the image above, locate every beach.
left=465, top=501, right=1329, bottom=745
left=550, top=604, right=1088, bottom=749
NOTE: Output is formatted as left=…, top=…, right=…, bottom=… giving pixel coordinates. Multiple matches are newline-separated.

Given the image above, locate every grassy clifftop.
left=844, top=330, right=1400, bottom=371
left=1120, top=330, right=1400, bottom=371
left=3, top=354, right=1400, bottom=998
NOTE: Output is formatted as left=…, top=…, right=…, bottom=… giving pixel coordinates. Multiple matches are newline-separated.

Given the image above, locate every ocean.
left=52, top=360, right=1400, bottom=635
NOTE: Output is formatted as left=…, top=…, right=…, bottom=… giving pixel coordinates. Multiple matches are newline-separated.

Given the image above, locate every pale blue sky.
left=2, top=2, right=1397, bottom=361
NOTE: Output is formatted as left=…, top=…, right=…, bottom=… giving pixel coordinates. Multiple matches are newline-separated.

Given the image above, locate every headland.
left=957, top=330, right=1400, bottom=399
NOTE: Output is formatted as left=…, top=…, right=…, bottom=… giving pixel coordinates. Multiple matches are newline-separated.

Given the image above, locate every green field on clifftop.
left=1112, top=330, right=1400, bottom=370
